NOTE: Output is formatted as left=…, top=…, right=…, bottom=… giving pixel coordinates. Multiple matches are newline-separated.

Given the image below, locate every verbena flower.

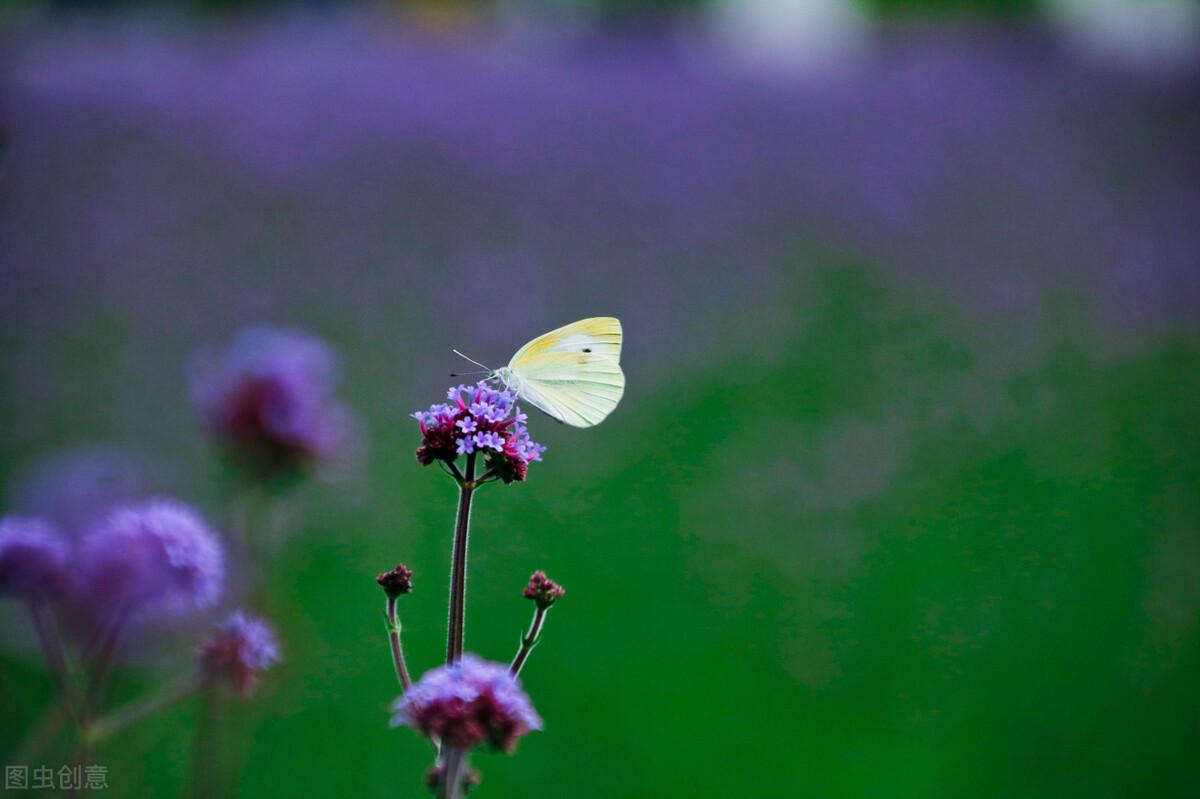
left=80, top=500, right=224, bottom=618
left=0, top=516, right=70, bottom=602
left=197, top=610, right=280, bottom=698
left=189, top=326, right=353, bottom=476
left=523, top=571, right=565, bottom=610
left=413, top=382, right=546, bottom=483
left=391, top=654, right=542, bottom=753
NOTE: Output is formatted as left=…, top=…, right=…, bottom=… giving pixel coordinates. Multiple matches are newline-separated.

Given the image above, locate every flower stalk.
left=446, top=452, right=476, bottom=663
left=377, top=564, right=415, bottom=689
left=510, top=606, right=546, bottom=678
left=511, top=571, right=564, bottom=676
left=389, top=381, right=553, bottom=795
left=387, top=596, right=412, bottom=690
left=437, top=747, right=468, bottom=799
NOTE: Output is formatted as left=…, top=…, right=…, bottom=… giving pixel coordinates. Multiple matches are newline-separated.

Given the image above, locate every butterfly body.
left=490, top=317, right=625, bottom=428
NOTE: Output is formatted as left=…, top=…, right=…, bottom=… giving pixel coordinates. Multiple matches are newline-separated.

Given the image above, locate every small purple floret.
left=413, top=381, right=546, bottom=483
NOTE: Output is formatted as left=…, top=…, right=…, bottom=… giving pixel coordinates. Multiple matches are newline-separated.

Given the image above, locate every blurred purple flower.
left=414, top=382, right=546, bottom=483
left=189, top=326, right=353, bottom=477
left=197, top=610, right=280, bottom=698
left=391, top=654, right=542, bottom=753
left=81, top=500, right=224, bottom=618
left=0, top=516, right=70, bottom=602
left=4, top=447, right=148, bottom=539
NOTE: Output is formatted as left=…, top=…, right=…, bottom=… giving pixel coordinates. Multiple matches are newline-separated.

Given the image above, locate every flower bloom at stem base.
left=391, top=654, right=542, bottom=753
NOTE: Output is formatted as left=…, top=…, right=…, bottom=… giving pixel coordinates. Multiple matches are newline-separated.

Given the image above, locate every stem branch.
left=510, top=606, right=547, bottom=677
left=386, top=597, right=412, bottom=690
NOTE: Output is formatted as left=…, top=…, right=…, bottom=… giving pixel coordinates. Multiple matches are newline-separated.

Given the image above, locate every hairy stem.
left=510, top=606, right=548, bottom=677
left=386, top=597, right=411, bottom=690
left=446, top=453, right=476, bottom=663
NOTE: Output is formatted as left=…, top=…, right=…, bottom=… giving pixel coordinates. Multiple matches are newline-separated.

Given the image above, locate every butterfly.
left=454, top=317, right=625, bottom=428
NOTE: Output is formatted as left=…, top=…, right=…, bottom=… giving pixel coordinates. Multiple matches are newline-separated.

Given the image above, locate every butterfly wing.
left=508, top=318, right=624, bottom=428
left=509, top=317, right=623, bottom=362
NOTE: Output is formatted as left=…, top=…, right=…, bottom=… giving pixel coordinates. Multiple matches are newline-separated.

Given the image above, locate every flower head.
left=391, top=654, right=542, bottom=753
left=522, top=570, right=565, bottom=610
left=413, top=382, right=546, bottom=483
left=80, top=500, right=224, bottom=618
left=197, top=610, right=280, bottom=698
left=376, top=563, right=414, bottom=599
left=189, top=326, right=353, bottom=476
left=0, top=516, right=70, bottom=602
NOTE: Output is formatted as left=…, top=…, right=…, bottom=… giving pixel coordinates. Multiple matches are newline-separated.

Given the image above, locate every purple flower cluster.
left=0, top=516, right=70, bottom=602
left=189, top=326, right=353, bottom=476
left=197, top=610, right=281, bottom=698
left=522, top=570, right=565, bottom=610
left=413, top=382, right=546, bottom=483
left=391, top=654, right=542, bottom=753
left=81, top=500, right=224, bottom=619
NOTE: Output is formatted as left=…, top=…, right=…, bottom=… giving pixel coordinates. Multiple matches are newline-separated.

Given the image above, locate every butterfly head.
left=490, top=367, right=519, bottom=393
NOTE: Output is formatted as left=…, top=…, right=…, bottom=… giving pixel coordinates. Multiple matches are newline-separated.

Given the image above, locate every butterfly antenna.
left=451, top=350, right=492, bottom=377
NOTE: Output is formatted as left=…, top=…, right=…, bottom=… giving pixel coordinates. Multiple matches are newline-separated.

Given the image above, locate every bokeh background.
left=2, top=0, right=1199, bottom=796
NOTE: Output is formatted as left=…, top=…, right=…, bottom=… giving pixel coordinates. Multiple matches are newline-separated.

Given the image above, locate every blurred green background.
left=2, top=0, right=1199, bottom=797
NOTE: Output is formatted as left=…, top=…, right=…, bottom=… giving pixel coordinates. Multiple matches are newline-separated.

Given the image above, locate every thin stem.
left=80, top=613, right=128, bottom=720
left=75, top=612, right=129, bottom=767
left=386, top=597, right=412, bottom=690
left=446, top=453, right=476, bottom=664
left=437, top=746, right=467, bottom=799
left=510, top=606, right=548, bottom=677
left=84, top=676, right=203, bottom=743
left=27, top=600, right=72, bottom=703
left=474, top=467, right=498, bottom=486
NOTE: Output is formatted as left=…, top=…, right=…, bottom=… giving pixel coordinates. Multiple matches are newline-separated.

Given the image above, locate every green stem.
left=386, top=597, right=412, bottom=690
left=510, top=606, right=548, bottom=677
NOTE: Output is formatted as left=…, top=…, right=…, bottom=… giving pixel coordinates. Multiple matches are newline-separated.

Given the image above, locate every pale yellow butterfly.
left=455, top=317, right=625, bottom=428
